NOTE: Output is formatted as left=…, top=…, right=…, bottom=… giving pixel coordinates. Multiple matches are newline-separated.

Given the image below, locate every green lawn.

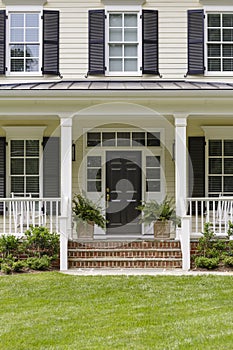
left=0, top=273, right=233, bottom=350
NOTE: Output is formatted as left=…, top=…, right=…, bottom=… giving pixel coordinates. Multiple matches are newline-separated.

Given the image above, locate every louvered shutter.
left=88, top=10, right=105, bottom=75
left=0, top=10, right=6, bottom=75
left=43, top=137, right=60, bottom=198
left=0, top=137, right=6, bottom=214
left=189, top=137, right=205, bottom=197
left=142, top=10, right=159, bottom=74
left=42, top=10, right=60, bottom=75
left=187, top=9, right=204, bottom=75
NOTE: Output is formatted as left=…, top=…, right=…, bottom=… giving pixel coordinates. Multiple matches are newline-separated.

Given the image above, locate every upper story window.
left=107, top=12, right=140, bottom=75
left=8, top=12, right=41, bottom=74
left=88, top=8, right=159, bottom=76
left=207, top=13, right=233, bottom=72
left=0, top=8, right=60, bottom=76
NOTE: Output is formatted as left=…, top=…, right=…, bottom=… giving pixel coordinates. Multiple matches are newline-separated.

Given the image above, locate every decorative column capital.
left=174, top=113, right=188, bottom=127
left=59, top=114, right=73, bottom=127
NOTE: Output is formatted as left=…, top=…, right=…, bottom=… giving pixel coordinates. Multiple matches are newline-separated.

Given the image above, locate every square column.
left=174, top=114, right=188, bottom=218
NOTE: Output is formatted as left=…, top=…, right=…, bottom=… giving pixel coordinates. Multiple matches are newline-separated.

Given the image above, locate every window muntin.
left=8, top=12, right=41, bottom=73
left=207, top=13, right=233, bottom=72
left=108, top=12, right=139, bottom=73
left=10, top=140, right=40, bottom=197
left=208, top=139, right=233, bottom=196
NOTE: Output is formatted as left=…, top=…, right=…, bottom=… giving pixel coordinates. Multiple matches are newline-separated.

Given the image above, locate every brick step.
left=68, top=258, right=182, bottom=269
left=68, top=248, right=182, bottom=259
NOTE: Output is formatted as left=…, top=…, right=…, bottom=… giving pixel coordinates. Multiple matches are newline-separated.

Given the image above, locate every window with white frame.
left=10, top=140, right=40, bottom=197
left=8, top=12, right=41, bottom=73
left=107, top=11, right=140, bottom=74
left=207, top=13, right=233, bottom=72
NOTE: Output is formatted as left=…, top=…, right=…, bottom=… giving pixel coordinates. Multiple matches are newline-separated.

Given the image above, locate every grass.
left=1, top=273, right=233, bottom=349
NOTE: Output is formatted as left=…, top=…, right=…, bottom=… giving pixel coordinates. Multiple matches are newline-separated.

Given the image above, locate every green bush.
left=195, top=256, right=219, bottom=270
left=12, top=260, right=27, bottom=272
left=223, top=256, right=233, bottom=267
left=24, top=226, right=59, bottom=258
left=26, top=255, right=51, bottom=270
left=0, top=235, right=20, bottom=258
left=1, top=262, right=12, bottom=274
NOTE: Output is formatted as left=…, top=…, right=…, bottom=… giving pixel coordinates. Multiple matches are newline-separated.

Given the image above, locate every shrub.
left=26, top=255, right=51, bottom=270
left=12, top=260, right=27, bottom=273
left=223, top=256, right=233, bottom=267
left=0, top=235, right=20, bottom=258
left=195, top=256, right=219, bottom=270
left=24, top=226, right=59, bottom=258
left=1, top=262, right=12, bottom=274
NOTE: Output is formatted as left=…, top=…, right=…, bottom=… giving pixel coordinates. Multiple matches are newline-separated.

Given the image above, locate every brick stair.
left=68, top=240, right=182, bottom=268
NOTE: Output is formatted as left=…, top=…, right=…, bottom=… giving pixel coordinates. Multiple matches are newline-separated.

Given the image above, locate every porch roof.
left=0, top=80, right=233, bottom=91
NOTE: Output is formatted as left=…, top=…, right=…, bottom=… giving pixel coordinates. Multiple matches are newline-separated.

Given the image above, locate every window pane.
left=26, top=177, right=39, bottom=193
left=26, top=58, right=39, bottom=72
left=87, top=156, right=101, bottom=167
left=87, top=133, right=101, bottom=147
left=87, top=181, right=102, bottom=192
left=124, top=58, right=137, bottom=71
left=11, top=45, right=24, bottom=57
left=224, top=176, right=233, bottom=192
left=224, top=159, right=233, bottom=174
left=11, top=159, right=24, bottom=175
left=102, top=132, right=115, bottom=146
left=208, top=44, right=221, bottom=57
left=11, top=29, right=24, bottom=42
left=208, top=29, right=221, bottom=41
left=147, top=132, right=160, bottom=146
left=223, top=29, right=233, bottom=41
left=209, top=176, right=222, bottom=192
left=109, top=29, right=122, bottom=41
left=109, top=58, right=122, bottom=71
left=11, top=177, right=24, bottom=193
left=124, top=14, right=137, bottom=27
left=117, top=132, right=130, bottom=146
left=146, top=156, right=160, bottom=167
left=109, top=14, right=122, bottom=27
left=224, top=140, right=233, bottom=155
left=146, top=181, right=160, bottom=192
left=132, top=132, right=145, bottom=146
left=223, top=58, right=233, bottom=71
left=209, top=158, right=222, bottom=174
left=209, top=140, right=222, bottom=156
left=26, top=159, right=39, bottom=175
left=26, top=29, right=39, bottom=42
left=208, top=58, right=221, bottom=71
left=11, top=14, right=24, bottom=27
left=208, top=14, right=220, bottom=27
left=26, top=14, right=39, bottom=27
left=26, top=140, right=39, bottom=156
left=124, top=28, right=137, bottom=41
left=87, top=169, right=101, bottom=180
left=26, top=45, right=39, bottom=57
left=11, top=140, right=24, bottom=156
left=223, top=14, right=233, bottom=27
left=146, top=168, right=160, bottom=179
left=109, top=44, right=122, bottom=57
left=124, top=44, right=137, bottom=57
left=223, top=44, right=233, bottom=57
left=11, top=59, right=24, bottom=72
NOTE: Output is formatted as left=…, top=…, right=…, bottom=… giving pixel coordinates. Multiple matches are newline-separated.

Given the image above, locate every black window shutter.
left=88, top=9, right=105, bottom=75
left=0, top=137, right=6, bottom=214
left=187, top=9, right=204, bottom=75
left=188, top=137, right=205, bottom=198
left=43, top=137, right=60, bottom=198
left=142, top=10, right=159, bottom=75
left=0, top=10, right=6, bottom=75
left=42, top=10, right=60, bottom=75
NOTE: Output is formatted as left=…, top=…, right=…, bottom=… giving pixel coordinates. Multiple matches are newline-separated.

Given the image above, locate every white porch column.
left=174, top=114, right=188, bottom=218
left=59, top=115, right=73, bottom=270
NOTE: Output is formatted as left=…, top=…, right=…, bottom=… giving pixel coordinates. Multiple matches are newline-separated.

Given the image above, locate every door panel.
left=106, top=151, right=142, bottom=234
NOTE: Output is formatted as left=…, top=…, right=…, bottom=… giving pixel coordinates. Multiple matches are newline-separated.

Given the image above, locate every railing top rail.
left=0, top=198, right=61, bottom=202
left=187, top=197, right=233, bottom=201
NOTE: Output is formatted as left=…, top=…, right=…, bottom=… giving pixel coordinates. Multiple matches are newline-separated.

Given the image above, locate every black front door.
left=106, top=151, right=142, bottom=234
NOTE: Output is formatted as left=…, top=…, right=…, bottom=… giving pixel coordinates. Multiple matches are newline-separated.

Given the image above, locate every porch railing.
left=187, top=197, right=233, bottom=236
left=0, top=198, right=61, bottom=236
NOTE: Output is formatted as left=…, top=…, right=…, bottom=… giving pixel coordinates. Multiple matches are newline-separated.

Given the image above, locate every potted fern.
left=72, top=194, right=107, bottom=239
left=137, top=197, right=179, bottom=239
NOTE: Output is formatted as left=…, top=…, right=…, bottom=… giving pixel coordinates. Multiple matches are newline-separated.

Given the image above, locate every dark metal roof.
left=0, top=80, right=233, bottom=90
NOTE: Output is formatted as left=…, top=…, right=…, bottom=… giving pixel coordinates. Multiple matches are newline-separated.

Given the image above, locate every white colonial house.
left=0, top=0, right=233, bottom=270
